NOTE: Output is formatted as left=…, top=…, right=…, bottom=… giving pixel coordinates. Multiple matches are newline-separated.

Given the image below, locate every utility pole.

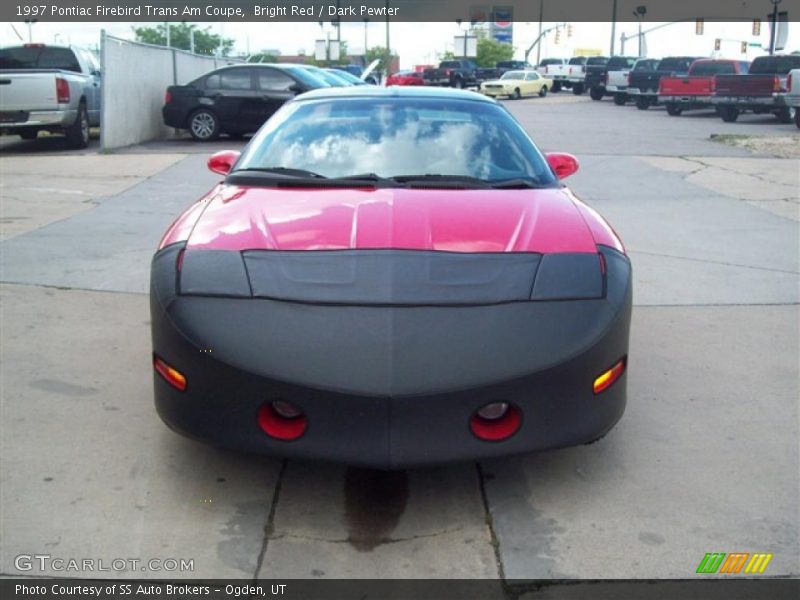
left=536, top=0, right=544, bottom=65
left=363, top=18, right=368, bottom=57
left=768, top=0, right=782, bottom=55
left=165, top=22, right=171, bottom=48
left=610, top=0, right=617, bottom=56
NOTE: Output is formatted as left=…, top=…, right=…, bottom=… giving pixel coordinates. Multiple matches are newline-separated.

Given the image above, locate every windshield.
left=587, top=57, right=609, bottom=65
left=501, top=71, right=525, bottom=80
left=329, top=69, right=365, bottom=84
left=540, top=59, right=564, bottom=66
left=284, top=66, right=330, bottom=88
left=0, top=46, right=81, bottom=71
left=235, top=97, right=557, bottom=187
left=607, top=57, right=635, bottom=69
left=304, top=67, right=350, bottom=86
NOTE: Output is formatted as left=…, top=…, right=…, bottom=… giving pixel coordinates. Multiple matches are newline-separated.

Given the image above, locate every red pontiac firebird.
left=386, top=70, right=425, bottom=86
left=150, top=87, right=631, bottom=468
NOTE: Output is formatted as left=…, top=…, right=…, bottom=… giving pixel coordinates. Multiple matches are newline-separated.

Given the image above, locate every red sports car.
left=386, top=70, right=425, bottom=86
left=151, top=87, right=631, bottom=468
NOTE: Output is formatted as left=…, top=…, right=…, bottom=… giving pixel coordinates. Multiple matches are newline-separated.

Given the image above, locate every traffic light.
left=714, top=38, right=721, bottom=51
left=567, top=24, right=573, bottom=38
left=555, top=29, right=561, bottom=45
left=753, top=19, right=761, bottom=36
left=741, top=41, right=748, bottom=54
left=695, top=19, right=704, bottom=35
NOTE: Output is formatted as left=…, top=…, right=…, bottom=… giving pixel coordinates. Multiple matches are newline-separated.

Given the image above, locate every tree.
left=365, top=45, right=388, bottom=67
left=132, top=23, right=234, bottom=56
left=475, top=37, right=514, bottom=67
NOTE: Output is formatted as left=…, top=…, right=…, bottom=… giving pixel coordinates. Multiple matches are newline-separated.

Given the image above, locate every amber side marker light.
left=593, top=358, right=626, bottom=395
left=153, top=356, right=187, bottom=391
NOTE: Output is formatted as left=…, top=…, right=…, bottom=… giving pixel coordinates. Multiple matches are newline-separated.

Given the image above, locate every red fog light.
left=258, top=402, right=307, bottom=441
left=470, top=403, right=521, bottom=442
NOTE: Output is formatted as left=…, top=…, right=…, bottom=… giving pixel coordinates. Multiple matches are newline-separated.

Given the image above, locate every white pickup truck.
left=537, top=58, right=571, bottom=92
left=607, top=58, right=659, bottom=106
left=0, top=44, right=101, bottom=148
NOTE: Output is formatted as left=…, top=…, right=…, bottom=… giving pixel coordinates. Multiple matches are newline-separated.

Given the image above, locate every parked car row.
left=162, top=62, right=375, bottom=141
left=581, top=53, right=800, bottom=126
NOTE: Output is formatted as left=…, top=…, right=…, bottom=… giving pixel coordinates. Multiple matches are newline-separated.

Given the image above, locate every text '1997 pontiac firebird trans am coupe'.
left=150, top=86, right=632, bottom=469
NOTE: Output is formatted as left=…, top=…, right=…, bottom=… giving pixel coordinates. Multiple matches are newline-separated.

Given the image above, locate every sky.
left=1, top=20, right=796, bottom=68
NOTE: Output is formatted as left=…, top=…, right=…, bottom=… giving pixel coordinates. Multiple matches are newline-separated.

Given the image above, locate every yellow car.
left=481, top=70, right=553, bottom=99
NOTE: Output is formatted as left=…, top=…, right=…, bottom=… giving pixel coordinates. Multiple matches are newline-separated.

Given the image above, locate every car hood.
left=184, top=184, right=598, bottom=254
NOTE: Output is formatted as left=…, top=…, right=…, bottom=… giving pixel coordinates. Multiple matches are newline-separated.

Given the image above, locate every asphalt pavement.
left=0, top=93, right=797, bottom=584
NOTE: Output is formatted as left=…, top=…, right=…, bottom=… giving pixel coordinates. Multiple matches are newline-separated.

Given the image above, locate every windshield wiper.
left=390, top=174, right=492, bottom=189
left=234, top=167, right=327, bottom=179
left=489, top=178, right=546, bottom=189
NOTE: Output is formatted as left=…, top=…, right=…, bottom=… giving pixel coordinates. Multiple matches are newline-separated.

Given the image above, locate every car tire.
left=452, top=77, right=464, bottom=89
left=719, top=106, right=740, bottom=122
left=666, top=103, right=683, bottom=116
left=589, top=87, right=604, bottom=101
left=64, top=102, right=90, bottom=149
left=189, top=109, right=221, bottom=141
left=552, top=81, right=561, bottom=93
left=613, top=93, right=627, bottom=106
left=539, top=86, right=548, bottom=98
left=513, top=88, right=521, bottom=100
left=572, top=83, right=584, bottom=95
left=776, top=107, right=796, bottom=124
left=635, top=97, right=650, bottom=110
left=19, top=129, right=38, bottom=140
left=795, top=106, right=800, bottom=129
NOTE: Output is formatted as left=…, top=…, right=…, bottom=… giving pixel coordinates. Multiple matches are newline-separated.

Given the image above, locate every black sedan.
left=162, top=64, right=331, bottom=141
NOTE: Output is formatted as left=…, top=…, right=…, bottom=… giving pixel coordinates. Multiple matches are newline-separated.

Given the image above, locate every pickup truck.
left=585, top=56, right=636, bottom=100
left=787, top=69, right=800, bottom=128
left=423, top=60, right=479, bottom=88
left=607, top=58, right=657, bottom=105
left=0, top=44, right=100, bottom=148
left=659, top=59, right=750, bottom=116
left=711, top=54, right=800, bottom=123
left=628, top=56, right=699, bottom=110
left=539, top=57, right=583, bottom=92
left=475, top=60, right=535, bottom=82
left=536, top=58, right=566, bottom=90
left=569, top=56, right=608, bottom=96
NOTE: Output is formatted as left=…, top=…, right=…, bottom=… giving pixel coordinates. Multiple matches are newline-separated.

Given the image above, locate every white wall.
left=100, top=34, right=239, bottom=151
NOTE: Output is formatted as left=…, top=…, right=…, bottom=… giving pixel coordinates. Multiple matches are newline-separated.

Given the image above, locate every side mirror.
left=207, top=150, right=241, bottom=176
left=289, top=83, right=307, bottom=94
left=545, top=152, right=579, bottom=180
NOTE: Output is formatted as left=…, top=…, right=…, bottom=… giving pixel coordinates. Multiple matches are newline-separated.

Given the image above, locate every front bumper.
left=482, top=87, right=511, bottom=97
left=151, top=245, right=632, bottom=468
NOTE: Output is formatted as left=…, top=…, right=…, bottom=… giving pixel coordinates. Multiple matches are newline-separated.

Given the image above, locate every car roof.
left=294, top=85, right=496, bottom=103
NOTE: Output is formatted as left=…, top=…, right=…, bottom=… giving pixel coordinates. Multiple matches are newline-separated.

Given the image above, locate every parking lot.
left=1, top=93, right=798, bottom=585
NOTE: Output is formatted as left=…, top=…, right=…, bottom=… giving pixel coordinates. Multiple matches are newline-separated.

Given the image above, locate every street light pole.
left=385, top=0, right=391, bottom=81
left=536, top=0, right=544, bottom=65
left=610, top=0, right=617, bottom=56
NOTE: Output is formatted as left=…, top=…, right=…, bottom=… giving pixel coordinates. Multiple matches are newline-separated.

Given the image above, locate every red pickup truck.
left=659, top=59, right=750, bottom=116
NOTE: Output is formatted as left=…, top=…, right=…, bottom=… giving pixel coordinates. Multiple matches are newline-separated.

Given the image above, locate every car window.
left=633, top=59, right=658, bottom=72
left=587, top=57, right=609, bottom=65
left=525, top=72, right=539, bottom=80
left=690, top=61, right=736, bottom=76
left=257, top=69, right=295, bottom=91
left=219, top=69, right=252, bottom=90
left=237, top=97, right=558, bottom=186
left=749, top=56, right=800, bottom=75
left=0, top=46, right=81, bottom=72
left=502, top=71, right=525, bottom=80
left=568, top=57, right=587, bottom=65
